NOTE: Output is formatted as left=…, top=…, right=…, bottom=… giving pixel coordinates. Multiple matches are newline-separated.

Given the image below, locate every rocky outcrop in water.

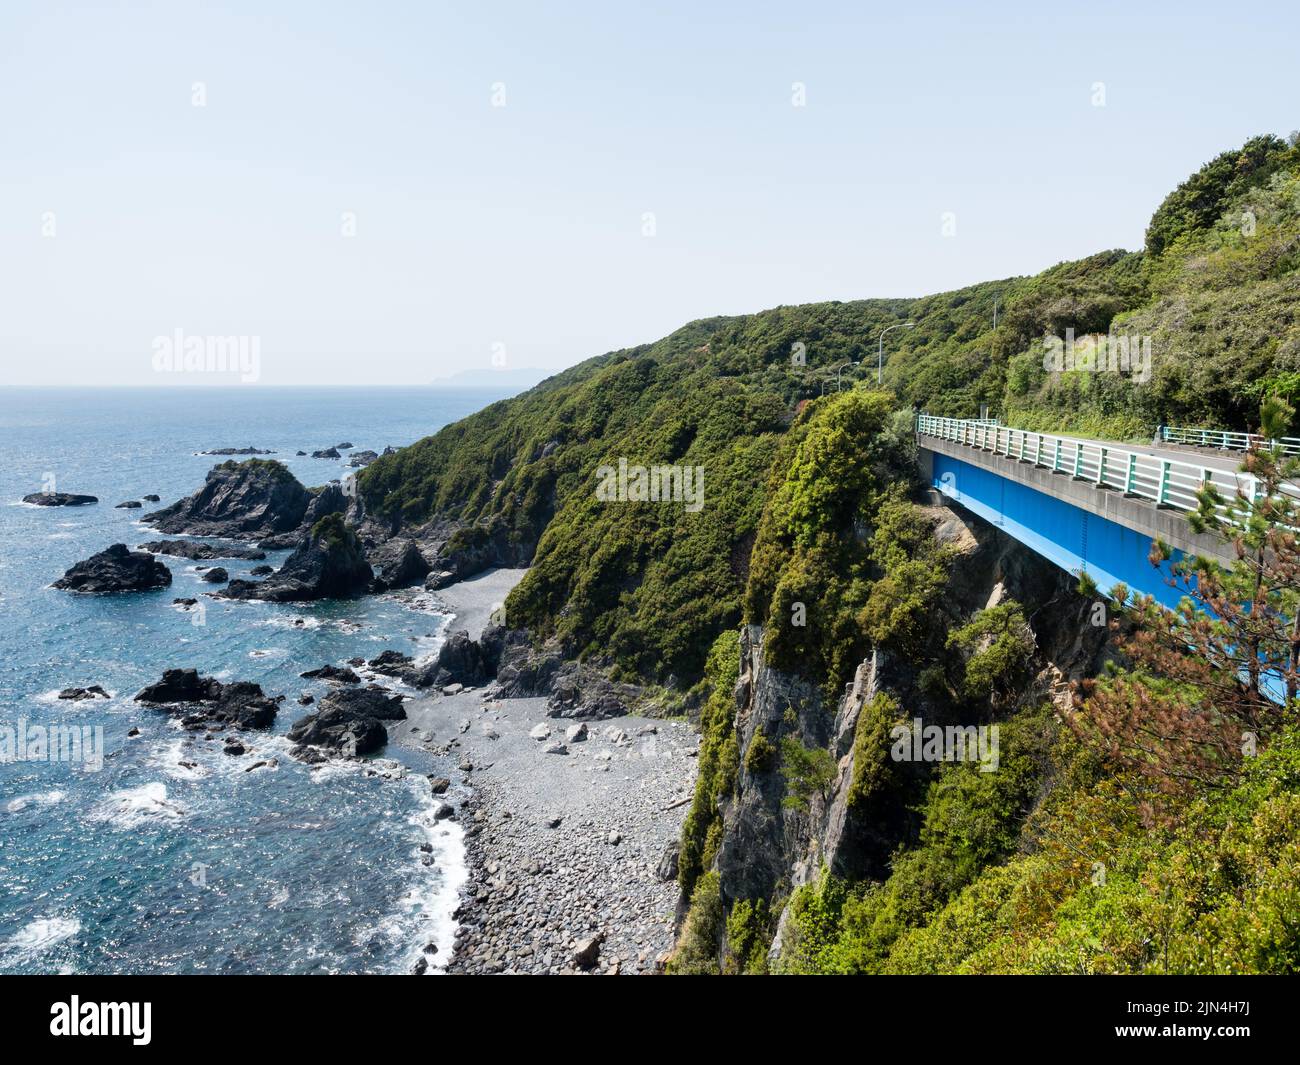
left=287, top=686, right=406, bottom=757
left=23, top=492, right=97, bottom=506
left=144, top=459, right=312, bottom=540
left=135, top=668, right=281, bottom=730
left=221, top=514, right=373, bottom=601
left=139, top=540, right=267, bottom=561
left=53, top=544, right=172, bottom=593
left=311, top=447, right=341, bottom=459
left=198, top=447, right=274, bottom=456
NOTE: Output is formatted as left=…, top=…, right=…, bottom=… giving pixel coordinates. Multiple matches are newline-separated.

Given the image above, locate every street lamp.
left=831, top=360, right=852, bottom=392
left=876, top=321, right=915, bottom=386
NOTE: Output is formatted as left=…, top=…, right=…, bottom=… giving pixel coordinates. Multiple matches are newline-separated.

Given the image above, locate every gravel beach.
left=399, top=568, right=699, bottom=974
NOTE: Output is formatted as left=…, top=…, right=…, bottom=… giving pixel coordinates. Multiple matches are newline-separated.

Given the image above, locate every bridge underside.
left=926, top=452, right=1194, bottom=610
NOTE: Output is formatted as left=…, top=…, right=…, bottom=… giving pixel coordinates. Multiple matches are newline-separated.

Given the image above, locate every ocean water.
left=0, top=387, right=512, bottom=974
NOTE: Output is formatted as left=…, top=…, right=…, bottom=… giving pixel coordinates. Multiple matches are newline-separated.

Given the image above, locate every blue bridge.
left=915, top=416, right=1259, bottom=610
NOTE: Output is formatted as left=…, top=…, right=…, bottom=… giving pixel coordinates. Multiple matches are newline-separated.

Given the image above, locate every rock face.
left=139, top=540, right=267, bottom=561
left=287, top=686, right=405, bottom=757
left=135, top=669, right=280, bottom=730
left=695, top=500, right=1114, bottom=971
left=222, top=514, right=373, bottom=602
left=23, top=492, right=97, bottom=506
left=422, top=517, right=532, bottom=590
left=53, top=544, right=172, bottom=593
left=144, top=459, right=312, bottom=540
left=373, top=539, right=431, bottom=590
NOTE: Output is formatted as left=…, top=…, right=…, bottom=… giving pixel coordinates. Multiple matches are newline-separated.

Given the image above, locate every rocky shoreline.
left=397, top=568, right=698, bottom=975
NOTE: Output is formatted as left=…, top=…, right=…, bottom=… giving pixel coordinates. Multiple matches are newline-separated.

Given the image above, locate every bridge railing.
left=915, top=413, right=1290, bottom=527
left=1160, top=425, right=1300, bottom=456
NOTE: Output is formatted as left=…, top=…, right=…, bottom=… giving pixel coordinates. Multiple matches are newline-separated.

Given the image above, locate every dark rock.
left=135, top=669, right=279, bottom=730
left=295, top=450, right=306, bottom=456
left=572, top=933, right=604, bottom=970
left=222, top=515, right=372, bottom=602
left=58, top=685, right=109, bottom=701
left=223, top=738, right=245, bottom=755
left=126, top=727, right=141, bottom=737
left=23, top=492, right=97, bottom=507
left=173, top=597, right=198, bottom=607
left=116, top=500, right=142, bottom=509
left=139, top=540, right=266, bottom=561
left=429, top=777, right=450, bottom=795
left=373, top=540, right=431, bottom=590
left=347, top=450, right=379, bottom=467
left=249, top=564, right=274, bottom=576
left=144, top=459, right=312, bottom=540
left=53, top=544, right=172, bottom=594
left=201, top=567, right=229, bottom=583
left=335, top=442, right=354, bottom=450
left=433, top=803, right=454, bottom=821
left=302, top=482, right=348, bottom=528
left=412, top=957, right=428, bottom=976
left=310, top=447, right=341, bottom=459
left=299, top=664, right=361, bottom=684
left=198, top=447, right=273, bottom=456
left=655, top=839, right=680, bottom=882
left=142, top=495, right=161, bottom=502
left=286, top=686, right=405, bottom=757
left=298, top=693, right=314, bottom=705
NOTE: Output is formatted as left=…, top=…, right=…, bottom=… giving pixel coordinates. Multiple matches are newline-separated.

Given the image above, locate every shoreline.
left=401, top=567, right=698, bottom=974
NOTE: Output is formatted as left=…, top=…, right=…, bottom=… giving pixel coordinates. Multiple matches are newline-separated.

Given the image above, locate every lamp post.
left=832, top=360, right=852, bottom=392
left=876, top=321, right=915, bottom=385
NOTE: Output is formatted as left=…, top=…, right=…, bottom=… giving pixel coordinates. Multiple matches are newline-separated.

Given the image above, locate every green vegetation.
left=310, top=511, right=356, bottom=551
left=344, top=133, right=1300, bottom=975
left=355, top=133, right=1300, bottom=691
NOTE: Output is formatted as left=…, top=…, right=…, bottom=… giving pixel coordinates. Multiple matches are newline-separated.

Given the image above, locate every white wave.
left=87, top=782, right=185, bottom=830
left=5, top=790, right=67, bottom=814
left=1, top=916, right=80, bottom=963
left=387, top=776, right=469, bottom=975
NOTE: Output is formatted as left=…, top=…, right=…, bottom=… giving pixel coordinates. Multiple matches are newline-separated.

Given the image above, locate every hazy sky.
left=2, top=0, right=1295, bottom=386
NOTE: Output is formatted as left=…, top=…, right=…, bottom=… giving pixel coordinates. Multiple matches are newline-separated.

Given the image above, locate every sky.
left=1, top=0, right=1296, bottom=386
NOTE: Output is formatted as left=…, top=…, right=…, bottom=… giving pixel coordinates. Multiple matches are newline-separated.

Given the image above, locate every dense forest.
left=356, top=134, right=1300, bottom=973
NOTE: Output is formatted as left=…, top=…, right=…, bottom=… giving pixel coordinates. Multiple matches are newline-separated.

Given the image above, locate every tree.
left=1073, top=396, right=1300, bottom=810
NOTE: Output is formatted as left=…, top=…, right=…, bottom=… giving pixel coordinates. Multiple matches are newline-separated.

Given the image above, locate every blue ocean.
left=0, top=387, right=510, bottom=974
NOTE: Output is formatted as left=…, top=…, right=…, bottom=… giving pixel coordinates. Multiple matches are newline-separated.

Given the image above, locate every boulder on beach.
left=53, top=544, right=172, bottom=594
left=143, top=459, right=312, bottom=540
left=222, top=514, right=373, bottom=602
left=23, top=492, right=97, bottom=507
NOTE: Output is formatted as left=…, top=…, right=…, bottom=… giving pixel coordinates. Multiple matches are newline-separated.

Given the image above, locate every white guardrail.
left=1160, top=425, right=1300, bottom=456
left=915, top=414, right=1296, bottom=524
